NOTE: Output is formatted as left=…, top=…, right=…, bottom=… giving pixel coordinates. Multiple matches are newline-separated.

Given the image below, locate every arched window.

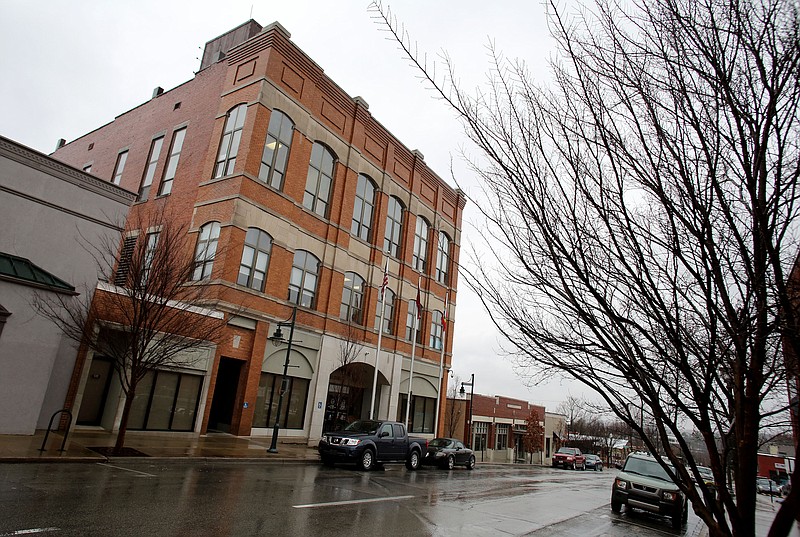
left=193, top=222, right=220, bottom=280
left=259, top=109, right=294, bottom=189
left=351, top=174, right=376, bottom=241
left=288, top=250, right=320, bottom=308
left=430, top=310, right=444, bottom=350
left=384, top=196, right=404, bottom=258
left=435, top=231, right=450, bottom=285
left=237, top=228, right=272, bottom=291
left=340, top=272, right=365, bottom=324
left=412, top=217, right=430, bottom=272
left=213, top=104, right=247, bottom=178
left=375, top=288, right=396, bottom=335
left=304, top=142, right=336, bottom=217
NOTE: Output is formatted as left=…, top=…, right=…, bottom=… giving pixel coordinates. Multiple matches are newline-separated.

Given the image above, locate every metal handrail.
left=39, top=409, right=73, bottom=452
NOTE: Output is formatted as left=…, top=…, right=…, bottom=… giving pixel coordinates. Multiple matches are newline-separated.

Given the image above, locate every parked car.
left=421, top=438, right=476, bottom=470
left=317, top=420, right=427, bottom=471
left=552, top=447, right=586, bottom=470
left=584, top=454, right=603, bottom=471
left=611, top=452, right=688, bottom=530
left=756, top=477, right=782, bottom=495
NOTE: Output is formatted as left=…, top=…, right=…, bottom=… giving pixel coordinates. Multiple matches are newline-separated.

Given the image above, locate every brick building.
left=51, top=21, right=465, bottom=444
left=445, top=393, right=563, bottom=464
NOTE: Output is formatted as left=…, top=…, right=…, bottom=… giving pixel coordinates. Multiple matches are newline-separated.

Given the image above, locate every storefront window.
left=397, top=394, right=435, bottom=434
left=253, top=373, right=309, bottom=429
left=128, top=370, right=202, bottom=432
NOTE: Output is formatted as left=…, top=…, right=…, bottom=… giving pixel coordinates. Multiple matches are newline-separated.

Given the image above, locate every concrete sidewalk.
left=0, top=429, right=320, bottom=463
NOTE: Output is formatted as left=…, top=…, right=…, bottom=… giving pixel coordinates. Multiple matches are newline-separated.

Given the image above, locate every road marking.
left=96, top=463, right=155, bottom=477
left=293, top=495, right=414, bottom=509
left=0, top=529, right=59, bottom=536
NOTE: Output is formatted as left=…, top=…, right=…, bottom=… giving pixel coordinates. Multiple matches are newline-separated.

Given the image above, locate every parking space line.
left=96, top=463, right=155, bottom=477
left=0, top=529, right=60, bottom=536
left=293, top=495, right=414, bottom=509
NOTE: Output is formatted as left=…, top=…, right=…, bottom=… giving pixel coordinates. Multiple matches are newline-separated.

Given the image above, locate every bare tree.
left=444, top=374, right=463, bottom=438
left=324, top=322, right=367, bottom=431
left=371, top=0, right=800, bottom=535
left=556, top=396, right=585, bottom=440
left=522, top=407, right=545, bottom=463
left=35, top=207, right=227, bottom=454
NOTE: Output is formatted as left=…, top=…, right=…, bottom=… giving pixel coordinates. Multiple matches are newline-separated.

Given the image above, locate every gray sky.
left=0, top=0, right=585, bottom=409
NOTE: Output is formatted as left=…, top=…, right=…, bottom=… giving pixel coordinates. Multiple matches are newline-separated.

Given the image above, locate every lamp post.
left=267, top=306, right=297, bottom=453
left=459, top=374, right=474, bottom=449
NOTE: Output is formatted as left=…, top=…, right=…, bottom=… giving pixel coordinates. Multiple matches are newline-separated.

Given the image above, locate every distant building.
left=0, top=136, right=134, bottom=434
left=445, top=393, right=562, bottom=464
left=51, top=21, right=464, bottom=443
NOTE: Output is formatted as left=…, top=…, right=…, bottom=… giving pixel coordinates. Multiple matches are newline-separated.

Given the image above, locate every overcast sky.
left=1, top=1, right=588, bottom=410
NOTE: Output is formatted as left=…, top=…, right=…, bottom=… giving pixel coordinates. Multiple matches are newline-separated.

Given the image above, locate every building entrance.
left=323, top=362, right=372, bottom=432
left=207, top=357, right=242, bottom=433
left=77, top=357, right=113, bottom=426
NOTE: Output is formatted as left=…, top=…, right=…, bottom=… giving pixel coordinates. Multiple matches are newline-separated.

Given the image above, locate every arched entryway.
left=323, top=362, right=388, bottom=432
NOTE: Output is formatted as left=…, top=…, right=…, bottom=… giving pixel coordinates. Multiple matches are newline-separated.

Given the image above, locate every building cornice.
left=0, top=136, right=137, bottom=206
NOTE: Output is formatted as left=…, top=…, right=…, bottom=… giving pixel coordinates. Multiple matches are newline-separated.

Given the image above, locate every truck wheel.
left=444, top=455, right=455, bottom=470
left=466, top=455, right=476, bottom=470
left=405, top=450, right=420, bottom=471
left=359, top=449, right=375, bottom=471
left=611, top=499, right=622, bottom=513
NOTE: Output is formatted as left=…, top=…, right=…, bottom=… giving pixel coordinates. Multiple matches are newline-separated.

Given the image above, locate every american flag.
left=380, top=260, right=389, bottom=302
left=442, top=292, right=448, bottom=333
left=415, top=277, right=422, bottom=320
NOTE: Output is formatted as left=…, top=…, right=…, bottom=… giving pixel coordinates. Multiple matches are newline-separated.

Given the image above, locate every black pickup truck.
left=318, top=420, right=428, bottom=471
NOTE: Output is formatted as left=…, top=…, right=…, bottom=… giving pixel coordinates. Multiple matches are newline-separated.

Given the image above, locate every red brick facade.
left=53, top=21, right=465, bottom=441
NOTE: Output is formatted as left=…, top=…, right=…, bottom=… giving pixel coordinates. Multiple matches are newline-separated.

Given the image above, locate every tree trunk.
left=113, top=383, right=137, bottom=455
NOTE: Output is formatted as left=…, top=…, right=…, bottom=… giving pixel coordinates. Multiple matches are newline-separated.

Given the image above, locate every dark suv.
left=611, top=452, right=688, bottom=530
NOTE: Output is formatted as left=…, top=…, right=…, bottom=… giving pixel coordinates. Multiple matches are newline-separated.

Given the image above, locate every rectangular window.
left=397, top=394, right=435, bottom=434
left=496, top=423, right=509, bottom=450
left=142, top=232, right=159, bottom=284
left=158, top=128, right=186, bottom=196
left=474, top=422, right=489, bottom=451
left=112, top=150, right=128, bottom=185
left=253, top=373, right=309, bottom=429
left=138, top=136, right=164, bottom=201
left=128, top=370, right=203, bottom=431
left=114, top=235, right=138, bottom=286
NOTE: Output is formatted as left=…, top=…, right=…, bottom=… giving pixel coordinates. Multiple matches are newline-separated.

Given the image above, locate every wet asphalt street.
left=0, top=461, right=705, bottom=536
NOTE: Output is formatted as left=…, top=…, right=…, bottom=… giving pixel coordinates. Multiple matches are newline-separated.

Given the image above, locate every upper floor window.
left=430, top=310, right=444, bottom=350
left=214, top=104, right=247, bottom=178
left=384, top=196, right=404, bottom=258
left=405, top=299, right=423, bottom=344
left=158, top=127, right=186, bottom=196
left=340, top=272, right=365, bottom=325
left=142, top=232, right=160, bottom=285
left=351, top=174, right=376, bottom=241
left=436, top=232, right=451, bottom=285
left=237, top=228, right=272, bottom=292
left=288, top=250, right=320, bottom=308
left=412, top=217, right=430, bottom=272
left=375, top=288, right=396, bottom=335
left=192, top=222, right=220, bottom=280
left=112, top=150, right=128, bottom=185
left=259, top=110, right=294, bottom=190
left=114, top=234, right=139, bottom=286
left=138, top=136, right=164, bottom=201
left=304, top=143, right=336, bottom=217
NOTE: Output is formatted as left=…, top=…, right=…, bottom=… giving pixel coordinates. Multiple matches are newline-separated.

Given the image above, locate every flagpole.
left=434, top=292, right=448, bottom=436
left=404, top=275, right=422, bottom=431
left=369, top=258, right=388, bottom=420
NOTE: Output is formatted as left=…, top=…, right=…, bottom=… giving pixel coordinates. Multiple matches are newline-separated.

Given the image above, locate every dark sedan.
left=421, top=438, right=476, bottom=470
left=585, top=454, right=603, bottom=471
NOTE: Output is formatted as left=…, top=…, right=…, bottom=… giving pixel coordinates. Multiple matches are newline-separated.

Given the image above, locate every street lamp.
left=267, top=306, right=297, bottom=453
left=459, top=374, right=474, bottom=449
